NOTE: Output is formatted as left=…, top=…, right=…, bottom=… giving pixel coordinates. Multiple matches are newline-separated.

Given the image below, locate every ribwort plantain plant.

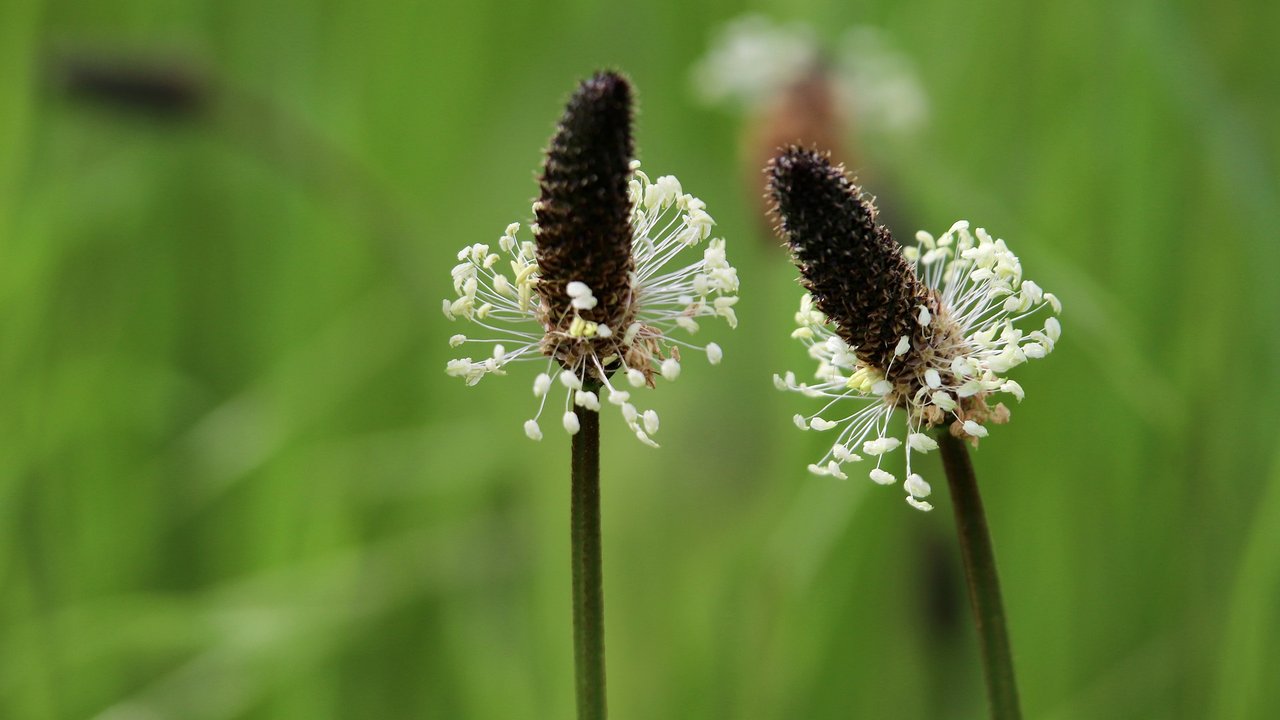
left=769, top=146, right=1062, bottom=719
left=444, top=71, right=738, bottom=719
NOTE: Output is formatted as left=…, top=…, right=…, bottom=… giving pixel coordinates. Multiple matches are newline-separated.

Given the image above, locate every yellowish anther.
left=846, top=366, right=883, bottom=393
left=565, top=317, right=600, bottom=339
left=493, top=275, right=515, bottom=298
left=515, top=263, right=539, bottom=286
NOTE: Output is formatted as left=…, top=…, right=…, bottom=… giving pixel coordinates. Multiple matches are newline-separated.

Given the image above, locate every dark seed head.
left=534, top=71, right=635, bottom=341
left=768, top=147, right=938, bottom=377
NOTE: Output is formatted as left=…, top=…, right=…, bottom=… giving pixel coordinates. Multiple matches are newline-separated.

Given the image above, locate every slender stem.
left=571, top=402, right=606, bottom=719
left=936, top=430, right=1022, bottom=720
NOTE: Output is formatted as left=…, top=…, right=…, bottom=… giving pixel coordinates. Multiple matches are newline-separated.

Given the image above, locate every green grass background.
left=2, top=0, right=1279, bottom=717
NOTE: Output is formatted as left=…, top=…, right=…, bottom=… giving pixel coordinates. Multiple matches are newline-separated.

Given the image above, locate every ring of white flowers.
left=776, top=220, right=1062, bottom=511
left=445, top=162, right=739, bottom=447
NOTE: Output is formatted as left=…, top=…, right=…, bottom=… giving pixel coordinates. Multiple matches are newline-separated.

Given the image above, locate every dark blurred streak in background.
left=55, top=53, right=211, bottom=121
left=919, top=530, right=963, bottom=640
left=53, top=50, right=435, bottom=323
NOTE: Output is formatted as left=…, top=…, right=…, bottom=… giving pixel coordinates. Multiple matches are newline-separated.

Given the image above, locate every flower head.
left=445, top=72, right=738, bottom=446
left=768, top=147, right=1061, bottom=511
left=690, top=15, right=928, bottom=134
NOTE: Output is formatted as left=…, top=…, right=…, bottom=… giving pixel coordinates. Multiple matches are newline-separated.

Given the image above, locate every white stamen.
left=906, top=496, right=934, bottom=512
left=524, top=420, right=543, bottom=441
left=907, top=433, right=938, bottom=452
left=931, top=391, right=958, bottom=412
left=1045, top=317, right=1061, bottom=342
left=533, top=373, right=552, bottom=397
left=661, top=358, right=681, bottom=380
left=869, top=468, right=896, bottom=485
left=706, top=342, right=723, bottom=365
left=905, top=473, right=931, bottom=498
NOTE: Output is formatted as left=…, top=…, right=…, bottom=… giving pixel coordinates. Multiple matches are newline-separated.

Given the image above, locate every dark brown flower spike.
left=535, top=71, right=636, bottom=357
left=768, top=147, right=941, bottom=381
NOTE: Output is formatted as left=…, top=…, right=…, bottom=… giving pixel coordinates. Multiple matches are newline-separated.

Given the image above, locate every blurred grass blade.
left=1211, top=444, right=1280, bottom=718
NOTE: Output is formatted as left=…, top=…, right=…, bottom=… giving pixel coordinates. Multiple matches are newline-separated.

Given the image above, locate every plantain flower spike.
left=768, top=147, right=1061, bottom=511
left=445, top=72, right=739, bottom=446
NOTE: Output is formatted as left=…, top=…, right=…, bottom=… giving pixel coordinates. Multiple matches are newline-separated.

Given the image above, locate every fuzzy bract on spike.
left=444, top=71, right=739, bottom=446
left=769, top=146, right=1061, bottom=511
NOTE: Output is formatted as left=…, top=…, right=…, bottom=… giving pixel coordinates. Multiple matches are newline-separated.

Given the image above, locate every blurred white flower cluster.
left=690, top=14, right=929, bottom=136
